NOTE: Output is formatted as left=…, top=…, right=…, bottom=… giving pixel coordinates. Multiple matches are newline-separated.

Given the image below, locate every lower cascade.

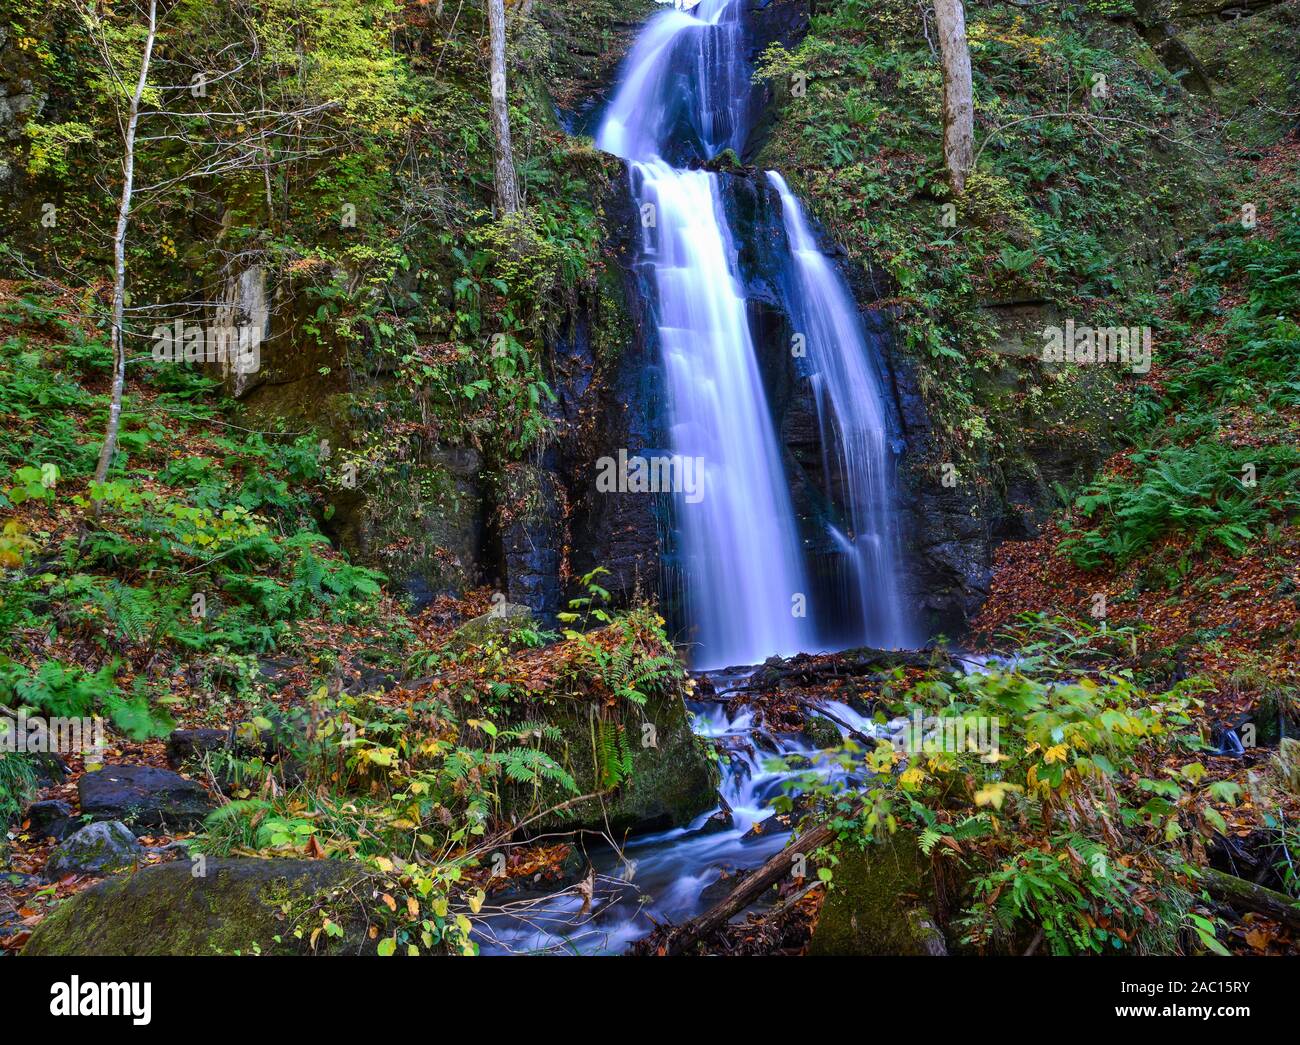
left=478, top=675, right=883, bottom=955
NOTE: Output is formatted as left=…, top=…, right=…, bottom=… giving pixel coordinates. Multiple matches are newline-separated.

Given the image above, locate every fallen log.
left=742, top=647, right=950, bottom=692
left=1201, top=866, right=1300, bottom=933
left=663, top=809, right=851, bottom=955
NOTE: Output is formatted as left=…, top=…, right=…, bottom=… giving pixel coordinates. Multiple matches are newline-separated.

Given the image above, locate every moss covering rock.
left=22, top=858, right=375, bottom=956
left=808, top=833, right=947, bottom=956
left=44, top=821, right=142, bottom=880
left=504, top=690, right=720, bottom=839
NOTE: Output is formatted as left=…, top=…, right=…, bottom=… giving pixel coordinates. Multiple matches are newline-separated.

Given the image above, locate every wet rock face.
left=540, top=0, right=664, bottom=135
left=882, top=337, right=997, bottom=635
left=78, top=765, right=215, bottom=835
left=741, top=0, right=813, bottom=160
left=534, top=165, right=673, bottom=616
left=500, top=463, right=568, bottom=623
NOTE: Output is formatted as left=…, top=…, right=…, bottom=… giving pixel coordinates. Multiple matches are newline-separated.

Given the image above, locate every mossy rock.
left=503, top=690, right=719, bottom=839
left=446, top=602, right=533, bottom=651
left=803, top=712, right=842, bottom=749
left=22, top=858, right=375, bottom=956
left=808, top=833, right=947, bottom=956
left=44, top=821, right=142, bottom=879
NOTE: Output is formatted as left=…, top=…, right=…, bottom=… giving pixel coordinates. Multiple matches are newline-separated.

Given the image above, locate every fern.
left=593, top=718, right=634, bottom=789
left=490, top=746, right=576, bottom=793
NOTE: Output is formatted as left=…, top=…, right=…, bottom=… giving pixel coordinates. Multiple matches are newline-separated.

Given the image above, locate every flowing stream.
left=478, top=0, right=914, bottom=953
left=476, top=679, right=881, bottom=955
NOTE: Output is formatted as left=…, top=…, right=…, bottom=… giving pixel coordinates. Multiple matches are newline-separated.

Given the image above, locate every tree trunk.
left=94, top=0, right=158, bottom=486
left=933, top=0, right=974, bottom=194
left=1201, top=867, right=1300, bottom=933
left=663, top=812, right=848, bottom=954
left=487, top=0, right=520, bottom=216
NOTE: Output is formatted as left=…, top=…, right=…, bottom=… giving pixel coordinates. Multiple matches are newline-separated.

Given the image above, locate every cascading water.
left=598, top=0, right=909, bottom=665
left=597, top=0, right=813, bottom=670
left=767, top=172, right=911, bottom=649
left=474, top=0, right=919, bottom=953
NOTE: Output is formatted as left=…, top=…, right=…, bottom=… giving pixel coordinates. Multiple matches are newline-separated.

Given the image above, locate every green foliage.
left=961, top=834, right=1149, bottom=955
left=592, top=717, right=634, bottom=790
left=0, top=658, right=173, bottom=740
left=1061, top=441, right=1300, bottom=568
left=0, top=750, right=38, bottom=825
left=560, top=569, right=684, bottom=710
left=22, top=120, right=95, bottom=177
left=782, top=616, right=1226, bottom=953
left=1060, top=193, right=1300, bottom=569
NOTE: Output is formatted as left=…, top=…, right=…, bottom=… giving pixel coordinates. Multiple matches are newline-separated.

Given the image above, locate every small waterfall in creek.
left=476, top=680, right=883, bottom=955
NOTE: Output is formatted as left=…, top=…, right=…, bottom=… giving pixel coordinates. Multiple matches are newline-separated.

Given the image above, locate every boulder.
left=803, top=713, right=842, bottom=749
left=446, top=602, right=533, bottom=651
left=165, top=728, right=228, bottom=768
left=45, top=821, right=142, bottom=879
left=807, top=833, right=948, bottom=956
left=502, top=690, right=720, bottom=839
left=78, top=765, right=215, bottom=834
left=22, top=857, right=375, bottom=956
left=23, top=798, right=78, bottom=841
left=31, top=752, right=68, bottom=788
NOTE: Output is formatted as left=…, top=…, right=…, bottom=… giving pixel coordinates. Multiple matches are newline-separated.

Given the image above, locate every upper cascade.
left=596, top=0, right=750, bottom=165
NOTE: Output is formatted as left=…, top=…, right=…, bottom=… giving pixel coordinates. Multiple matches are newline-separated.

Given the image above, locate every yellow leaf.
left=899, top=767, right=926, bottom=790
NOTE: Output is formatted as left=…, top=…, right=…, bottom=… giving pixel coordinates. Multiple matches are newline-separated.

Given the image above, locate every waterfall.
left=766, top=172, right=911, bottom=649
left=596, top=0, right=908, bottom=667
left=597, top=0, right=812, bottom=669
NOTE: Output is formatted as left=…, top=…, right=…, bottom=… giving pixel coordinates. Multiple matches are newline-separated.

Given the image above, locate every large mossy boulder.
left=505, top=690, right=719, bottom=839
left=808, top=834, right=947, bottom=956
left=22, top=858, right=374, bottom=956
left=446, top=602, right=532, bottom=651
